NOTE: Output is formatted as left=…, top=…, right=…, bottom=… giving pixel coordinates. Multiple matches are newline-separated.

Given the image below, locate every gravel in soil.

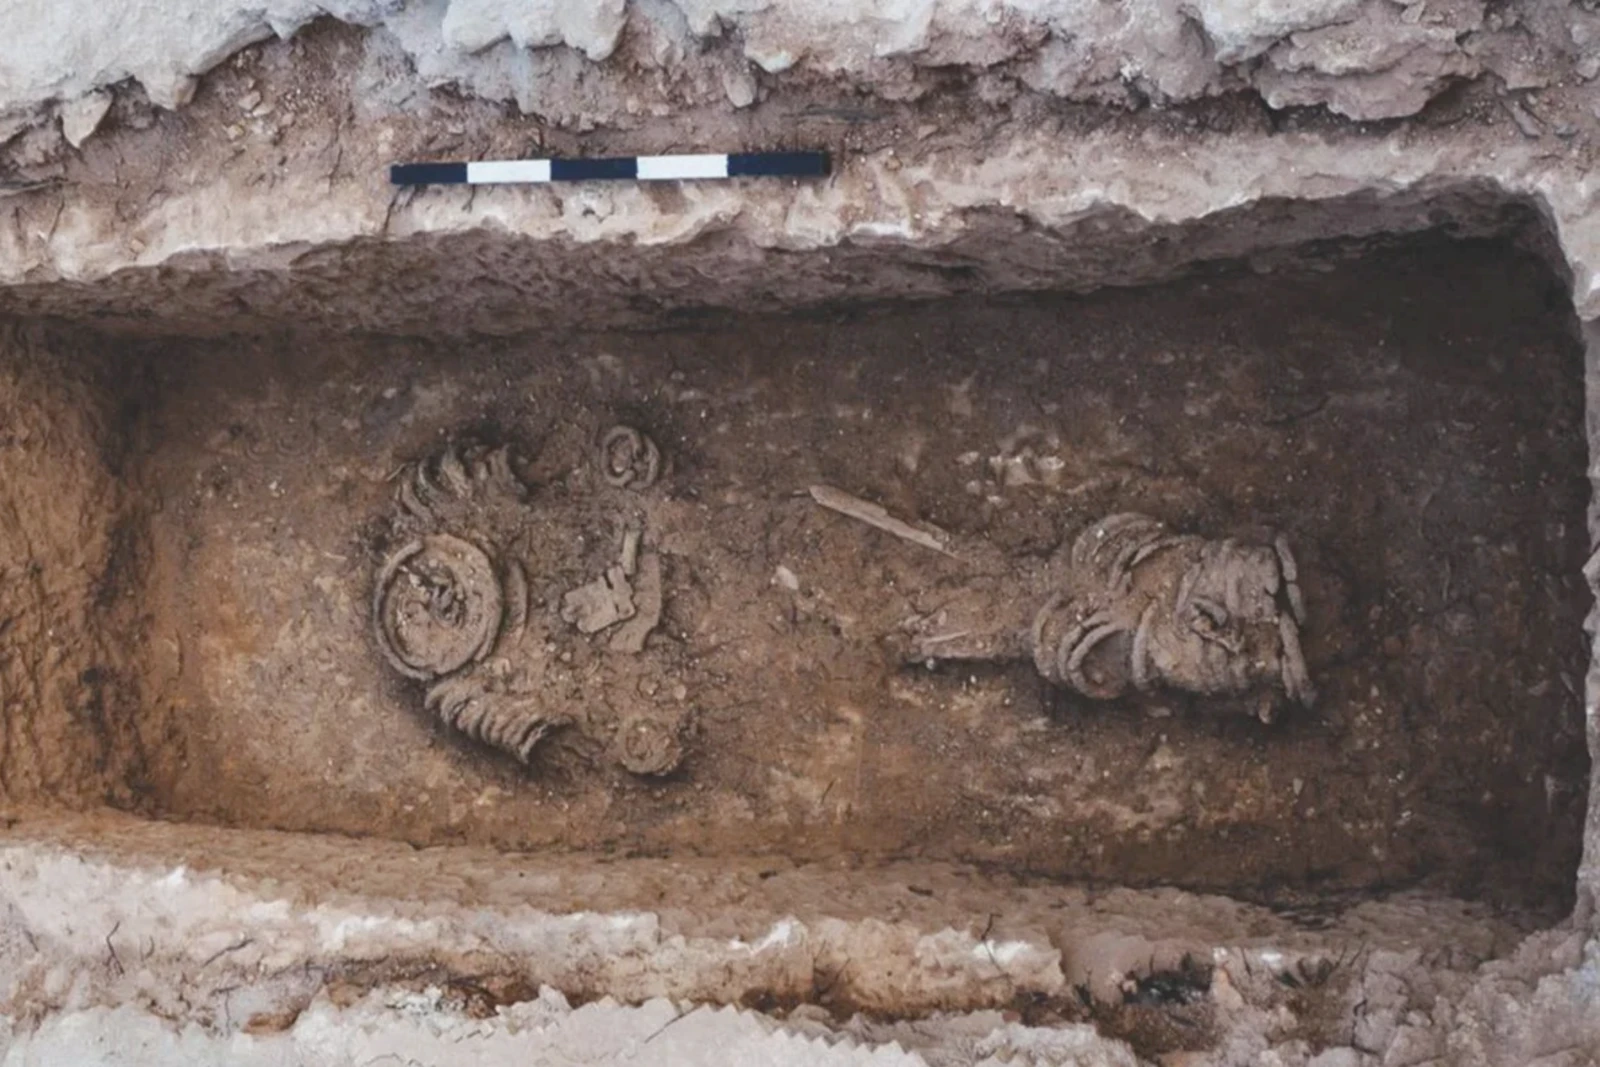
left=124, top=234, right=1589, bottom=914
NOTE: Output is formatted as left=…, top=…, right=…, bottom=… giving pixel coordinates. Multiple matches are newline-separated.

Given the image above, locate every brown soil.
left=0, top=326, right=145, bottom=810
left=77, top=233, right=1587, bottom=913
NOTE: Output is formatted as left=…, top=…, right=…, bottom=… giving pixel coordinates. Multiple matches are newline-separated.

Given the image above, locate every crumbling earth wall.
left=0, top=327, right=145, bottom=812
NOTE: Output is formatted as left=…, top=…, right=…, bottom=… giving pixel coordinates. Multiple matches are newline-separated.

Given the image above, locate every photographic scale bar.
left=390, top=151, right=830, bottom=186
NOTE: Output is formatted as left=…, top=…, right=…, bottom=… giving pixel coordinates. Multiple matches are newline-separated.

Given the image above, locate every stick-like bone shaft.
left=810, top=484, right=954, bottom=556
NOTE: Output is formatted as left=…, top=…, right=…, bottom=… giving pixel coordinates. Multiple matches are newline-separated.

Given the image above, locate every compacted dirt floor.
left=106, top=234, right=1588, bottom=913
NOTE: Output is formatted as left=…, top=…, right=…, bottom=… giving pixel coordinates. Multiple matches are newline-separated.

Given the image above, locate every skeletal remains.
left=372, top=428, right=681, bottom=772
left=906, top=512, right=1314, bottom=719
left=373, top=423, right=1313, bottom=774
left=1032, top=513, right=1313, bottom=711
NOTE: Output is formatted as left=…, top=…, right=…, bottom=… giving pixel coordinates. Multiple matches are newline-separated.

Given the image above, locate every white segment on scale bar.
left=466, top=159, right=553, bottom=184
left=636, top=154, right=729, bottom=180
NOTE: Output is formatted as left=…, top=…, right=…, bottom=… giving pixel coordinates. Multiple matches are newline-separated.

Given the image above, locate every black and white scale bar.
left=390, top=151, right=829, bottom=186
